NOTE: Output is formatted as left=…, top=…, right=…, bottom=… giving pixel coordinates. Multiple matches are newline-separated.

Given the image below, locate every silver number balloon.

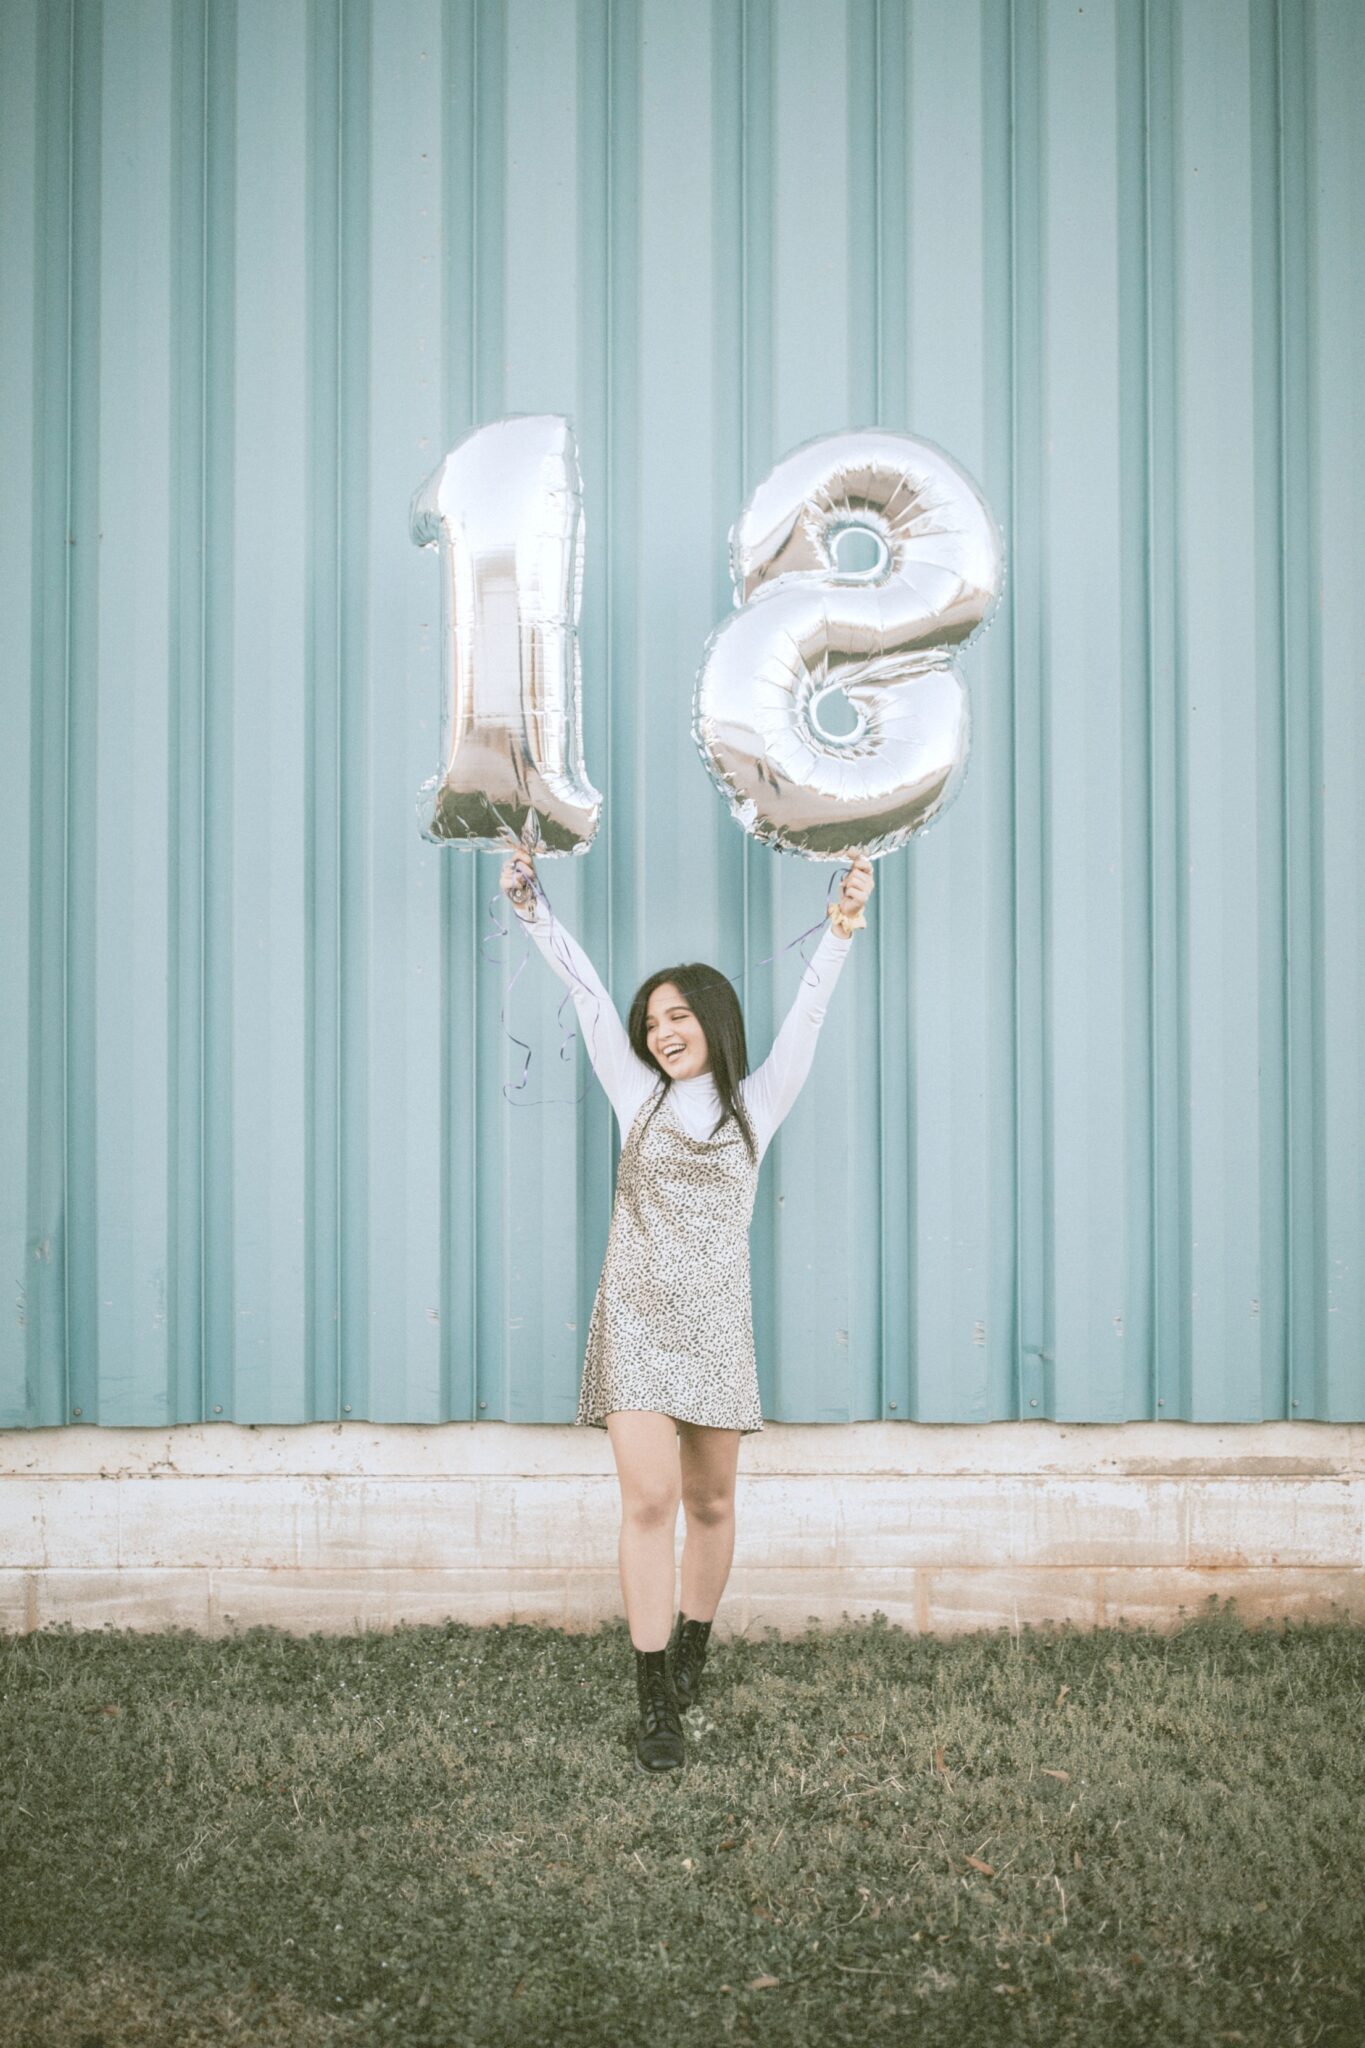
left=692, top=429, right=1004, bottom=858
left=410, top=414, right=602, bottom=852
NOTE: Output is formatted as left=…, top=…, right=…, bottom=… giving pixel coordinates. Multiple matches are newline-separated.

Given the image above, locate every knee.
left=624, top=1484, right=680, bottom=1534
left=682, top=1487, right=734, bottom=1529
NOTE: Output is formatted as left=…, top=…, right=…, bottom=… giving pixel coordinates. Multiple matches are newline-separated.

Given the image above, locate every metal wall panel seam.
left=603, top=0, right=640, bottom=1046
left=470, top=0, right=510, bottom=1423
left=474, top=0, right=506, bottom=1422
left=439, top=0, right=476, bottom=1420
left=837, top=0, right=886, bottom=1423
left=1007, top=0, right=1048, bottom=1421
left=737, top=0, right=778, bottom=1408
left=468, top=0, right=509, bottom=1424
left=747, top=0, right=782, bottom=1414
left=29, top=0, right=76, bottom=1425
left=1174, top=3, right=1257, bottom=1416
left=1115, top=0, right=1157, bottom=1419
left=1307, top=0, right=1362, bottom=1418
left=572, top=0, right=610, bottom=1419
left=201, top=0, right=237, bottom=1426
left=168, top=0, right=208, bottom=1426
left=55, top=0, right=78, bottom=1425
left=1039, top=0, right=1129, bottom=1419
left=1142, top=0, right=1184, bottom=1420
left=871, top=0, right=912, bottom=1421
left=99, top=0, right=177, bottom=1422
left=504, top=0, right=581, bottom=1418
left=709, top=0, right=760, bottom=1384
left=231, top=0, right=314, bottom=1420
left=327, top=0, right=347, bottom=1424
left=504, top=0, right=582, bottom=1417
left=980, top=0, right=1017, bottom=1425
left=767, top=2, right=866, bottom=1420
left=1247, top=0, right=1291, bottom=1422
left=0, top=0, right=39, bottom=1427
left=604, top=0, right=641, bottom=1389
left=305, top=0, right=342, bottom=1423
left=911, top=0, right=1004, bottom=1423
left=338, top=0, right=372, bottom=1421
left=64, top=0, right=101, bottom=1426
left=1274, top=0, right=1316, bottom=1419
left=369, top=1, right=446, bottom=1420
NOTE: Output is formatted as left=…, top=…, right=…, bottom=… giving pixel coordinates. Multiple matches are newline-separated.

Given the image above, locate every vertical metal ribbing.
left=27, top=0, right=79, bottom=1424
left=1274, top=0, right=1316, bottom=1418
left=738, top=1, right=748, bottom=990
left=199, top=0, right=236, bottom=1423
left=1007, top=0, right=1048, bottom=1421
left=9, top=0, right=1354, bottom=1435
left=195, top=0, right=209, bottom=1424
left=333, top=0, right=345, bottom=1423
left=440, top=0, right=482, bottom=1419
left=63, top=0, right=101, bottom=1424
left=168, top=0, right=211, bottom=1422
left=1007, top=0, right=1021, bottom=1421
left=306, top=0, right=341, bottom=1424
left=869, top=0, right=911, bottom=1419
left=1142, top=0, right=1183, bottom=1418
left=59, top=0, right=78, bottom=1422
left=874, top=0, right=887, bottom=1422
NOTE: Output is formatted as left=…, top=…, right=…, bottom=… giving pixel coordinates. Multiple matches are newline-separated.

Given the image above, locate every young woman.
left=498, top=845, right=874, bottom=1775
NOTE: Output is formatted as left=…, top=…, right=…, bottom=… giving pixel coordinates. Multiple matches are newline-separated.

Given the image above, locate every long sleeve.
left=742, top=923, right=855, bottom=1159
left=513, top=890, right=658, bottom=1133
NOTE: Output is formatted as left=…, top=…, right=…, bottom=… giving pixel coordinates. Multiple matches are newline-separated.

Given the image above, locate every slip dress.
left=575, top=1079, right=765, bottom=1434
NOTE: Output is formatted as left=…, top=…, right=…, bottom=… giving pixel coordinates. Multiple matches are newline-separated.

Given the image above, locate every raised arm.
left=741, top=853, right=874, bottom=1156
left=509, top=881, right=657, bottom=1132
left=742, top=924, right=855, bottom=1158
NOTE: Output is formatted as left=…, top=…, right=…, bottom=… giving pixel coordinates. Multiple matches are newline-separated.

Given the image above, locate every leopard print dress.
left=575, top=1079, right=764, bottom=1434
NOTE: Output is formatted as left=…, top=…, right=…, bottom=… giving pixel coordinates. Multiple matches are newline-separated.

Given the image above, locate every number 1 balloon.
left=409, top=414, right=601, bottom=854
left=692, top=429, right=1005, bottom=859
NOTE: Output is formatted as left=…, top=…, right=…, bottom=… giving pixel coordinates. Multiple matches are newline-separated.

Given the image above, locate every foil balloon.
left=692, top=429, right=1004, bottom=859
left=410, top=414, right=602, bottom=853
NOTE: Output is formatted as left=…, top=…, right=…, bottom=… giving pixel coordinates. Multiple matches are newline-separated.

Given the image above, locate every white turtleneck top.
left=513, top=890, right=854, bottom=1163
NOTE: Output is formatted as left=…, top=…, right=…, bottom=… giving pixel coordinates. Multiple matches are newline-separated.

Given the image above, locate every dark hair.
left=627, top=963, right=757, bottom=1165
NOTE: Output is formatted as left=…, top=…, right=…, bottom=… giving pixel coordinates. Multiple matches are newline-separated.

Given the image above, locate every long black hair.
left=626, top=962, right=758, bottom=1165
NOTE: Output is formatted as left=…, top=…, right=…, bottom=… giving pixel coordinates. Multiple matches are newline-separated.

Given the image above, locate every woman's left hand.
left=838, top=853, right=875, bottom=921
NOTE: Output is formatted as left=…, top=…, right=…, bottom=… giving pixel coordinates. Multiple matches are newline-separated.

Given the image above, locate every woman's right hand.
left=499, top=845, right=538, bottom=915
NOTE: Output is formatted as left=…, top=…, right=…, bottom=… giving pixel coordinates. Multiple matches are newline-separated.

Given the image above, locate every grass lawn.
left=1, top=1598, right=1362, bottom=2047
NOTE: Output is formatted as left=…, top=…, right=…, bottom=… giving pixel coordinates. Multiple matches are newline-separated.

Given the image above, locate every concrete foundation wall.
left=2, top=1423, right=1362, bottom=1639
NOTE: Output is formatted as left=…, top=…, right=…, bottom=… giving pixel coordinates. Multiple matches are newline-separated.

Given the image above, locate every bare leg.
left=605, top=1410, right=682, bottom=1651
left=676, top=1420, right=742, bottom=1623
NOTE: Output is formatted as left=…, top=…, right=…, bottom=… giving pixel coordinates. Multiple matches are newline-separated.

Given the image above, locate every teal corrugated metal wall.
left=2, top=0, right=1361, bottom=1430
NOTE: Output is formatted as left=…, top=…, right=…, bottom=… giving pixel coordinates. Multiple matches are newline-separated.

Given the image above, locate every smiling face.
left=644, top=982, right=711, bottom=1080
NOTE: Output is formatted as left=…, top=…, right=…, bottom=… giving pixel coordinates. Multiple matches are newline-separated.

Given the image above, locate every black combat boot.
left=668, top=1612, right=713, bottom=1713
left=633, top=1647, right=685, bottom=1773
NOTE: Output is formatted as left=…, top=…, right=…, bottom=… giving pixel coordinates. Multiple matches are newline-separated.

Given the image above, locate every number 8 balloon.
left=692, top=430, right=1005, bottom=859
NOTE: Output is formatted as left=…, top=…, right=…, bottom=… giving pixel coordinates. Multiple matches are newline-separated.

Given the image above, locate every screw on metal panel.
left=888, top=1402, right=897, bottom=1411
left=343, top=1405, right=352, bottom=1414
left=479, top=1400, right=487, bottom=1409
left=72, top=1406, right=82, bottom=1417
left=213, top=1405, right=222, bottom=1415
left=1029, top=1398, right=1037, bottom=1407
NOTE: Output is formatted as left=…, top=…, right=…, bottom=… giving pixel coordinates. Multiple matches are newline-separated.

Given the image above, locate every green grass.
left=1, top=1598, right=1362, bottom=2048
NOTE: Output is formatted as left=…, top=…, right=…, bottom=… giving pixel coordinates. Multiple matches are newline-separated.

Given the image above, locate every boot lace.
left=641, top=1662, right=679, bottom=1732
